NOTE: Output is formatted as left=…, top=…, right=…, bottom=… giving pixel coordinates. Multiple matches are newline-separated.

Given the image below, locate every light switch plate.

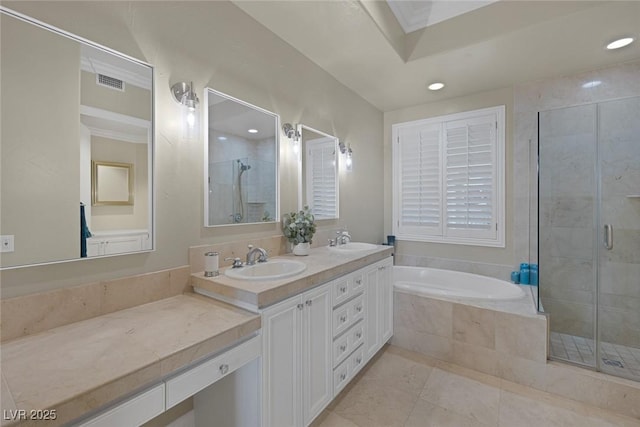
left=1, top=235, right=14, bottom=252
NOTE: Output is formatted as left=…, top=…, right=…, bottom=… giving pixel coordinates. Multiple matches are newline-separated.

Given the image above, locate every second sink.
left=329, top=242, right=378, bottom=252
left=225, top=259, right=307, bottom=281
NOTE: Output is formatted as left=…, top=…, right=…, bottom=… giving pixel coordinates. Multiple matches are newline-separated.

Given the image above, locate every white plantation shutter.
left=445, top=115, right=497, bottom=240
left=306, top=138, right=337, bottom=219
left=397, top=123, right=441, bottom=236
left=392, top=106, right=504, bottom=247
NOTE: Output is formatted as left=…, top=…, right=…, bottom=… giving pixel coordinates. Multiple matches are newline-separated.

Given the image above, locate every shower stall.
left=207, top=156, right=276, bottom=225
left=538, top=96, right=640, bottom=382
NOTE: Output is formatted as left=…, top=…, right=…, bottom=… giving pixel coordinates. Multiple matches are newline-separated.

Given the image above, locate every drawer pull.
left=297, top=303, right=304, bottom=310
left=356, top=305, right=363, bottom=313
left=340, top=373, right=346, bottom=381
left=340, top=286, right=347, bottom=293
left=356, top=357, right=362, bottom=364
left=356, top=332, right=362, bottom=339
left=219, top=364, right=229, bottom=375
left=340, top=315, right=347, bottom=323
left=340, top=344, right=347, bottom=352
left=378, top=266, right=385, bottom=271
left=306, top=299, right=313, bottom=306
left=355, top=279, right=362, bottom=284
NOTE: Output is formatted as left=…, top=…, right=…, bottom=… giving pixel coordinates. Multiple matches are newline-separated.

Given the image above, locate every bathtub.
left=393, top=266, right=526, bottom=301
left=391, top=265, right=548, bottom=385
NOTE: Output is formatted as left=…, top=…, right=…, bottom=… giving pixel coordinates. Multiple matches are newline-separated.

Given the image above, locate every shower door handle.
left=604, top=224, right=613, bottom=250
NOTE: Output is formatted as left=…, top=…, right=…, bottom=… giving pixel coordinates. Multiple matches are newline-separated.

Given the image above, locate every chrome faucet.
left=246, top=245, right=268, bottom=265
left=336, top=230, right=352, bottom=246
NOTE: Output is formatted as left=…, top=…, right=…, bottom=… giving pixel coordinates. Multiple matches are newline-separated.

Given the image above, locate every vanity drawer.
left=348, top=321, right=365, bottom=351
left=332, top=277, right=350, bottom=307
left=332, top=343, right=365, bottom=397
left=333, top=320, right=365, bottom=368
left=333, top=332, right=350, bottom=367
left=78, top=383, right=165, bottom=427
left=350, top=346, right=365, bottom=377
left=349, top=295, right=365, bottom=325
left=350, top=273, right=365, bottom=296
left=333, top=357, right=351, bottom=396
left=332, top=304, right=351, bottom=337
left=165, top=335, right=260, bottom=409
left=333, top=295, right=365, bottom=337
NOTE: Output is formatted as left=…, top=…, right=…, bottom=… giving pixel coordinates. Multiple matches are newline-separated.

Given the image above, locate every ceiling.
left=386, top=0, right=499, bottom=33
left=233, top=1, right=640, bottom=112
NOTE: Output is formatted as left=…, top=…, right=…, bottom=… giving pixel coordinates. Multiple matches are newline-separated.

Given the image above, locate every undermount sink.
left=225, top=259, right=307, bottom=281
left=329, top=242, right=378, bottom=252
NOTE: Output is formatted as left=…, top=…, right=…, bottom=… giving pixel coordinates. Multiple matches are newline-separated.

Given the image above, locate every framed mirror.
left=0, top=8, right=154, bottom=268
left=92, top=161, right=134, bottom=206
left=204, top=89, right=279, bottom=226
left=296, top=124, right=339, bottom=219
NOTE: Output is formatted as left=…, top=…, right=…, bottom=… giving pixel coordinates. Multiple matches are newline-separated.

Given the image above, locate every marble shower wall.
left=516, top=60, right=640, bottom=349
left=538, top=104, right=597, bottom=339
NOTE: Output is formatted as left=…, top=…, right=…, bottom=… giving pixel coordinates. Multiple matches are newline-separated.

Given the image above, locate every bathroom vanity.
left=192, top=244, right=394, bottom=427
left=0, top=295, right=261, bottom=427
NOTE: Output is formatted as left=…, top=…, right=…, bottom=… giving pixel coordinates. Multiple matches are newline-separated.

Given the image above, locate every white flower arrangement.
left=282, top=206, right=316, bottom=245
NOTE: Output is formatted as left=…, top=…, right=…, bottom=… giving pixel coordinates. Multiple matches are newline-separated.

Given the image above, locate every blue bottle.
left=510, top=271, right=520, bottom=284
left=530, top=264, right=538, bottom=286
left=519, top=263, right=530, bottom=285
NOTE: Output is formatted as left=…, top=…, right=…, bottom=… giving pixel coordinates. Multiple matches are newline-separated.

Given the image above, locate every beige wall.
left=384, top=87, right=516, bottom=278
left=90, top=137, right=149, bottom=231
left=1, top=1, right=383, bottom=297
left=0, top=13, right=81, bottom=268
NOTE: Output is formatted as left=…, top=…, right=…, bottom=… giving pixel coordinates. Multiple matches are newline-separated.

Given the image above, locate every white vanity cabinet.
left=86, top=230, right=150, bottom=257
left=364, top=257, right=394, bottom=361
left=260, top=255, right=394, bottom=427
left=261, top=283, right=332, bottom=427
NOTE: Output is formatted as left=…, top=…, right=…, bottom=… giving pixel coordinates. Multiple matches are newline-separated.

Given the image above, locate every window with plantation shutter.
left=392, top=106, right=505, bottom=247
left=305, top=138, right=337, bottom=219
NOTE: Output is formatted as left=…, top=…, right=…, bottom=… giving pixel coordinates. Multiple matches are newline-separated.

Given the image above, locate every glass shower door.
left=539, top=104, right=598, bottom=369
left=597, top=96, right=640, bottom=381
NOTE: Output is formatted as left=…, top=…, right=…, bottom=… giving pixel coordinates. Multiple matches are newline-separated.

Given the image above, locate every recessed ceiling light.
left=428, top=82, right=445, bottom=91
left=217, top=136, right=227, bottom=141
left=606, top=37, right=634, bottom=50
left=582, top=80, right=602, bottom=89
left=248, top=129, right=258, bottom=134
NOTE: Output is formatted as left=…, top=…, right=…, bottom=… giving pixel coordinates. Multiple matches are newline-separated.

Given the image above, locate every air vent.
left=97, top=74, right=125, bottom=91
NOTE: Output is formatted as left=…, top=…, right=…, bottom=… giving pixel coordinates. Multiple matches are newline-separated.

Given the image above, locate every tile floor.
left=313, top=345, right=640, bottom=427
left=550, top=332, right=640, bottom=381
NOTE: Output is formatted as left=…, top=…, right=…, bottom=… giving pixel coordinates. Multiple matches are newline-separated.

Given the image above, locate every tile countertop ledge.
left=191, top=245, right=394, bottom=309
left=0, top=294, right=260, bottom=427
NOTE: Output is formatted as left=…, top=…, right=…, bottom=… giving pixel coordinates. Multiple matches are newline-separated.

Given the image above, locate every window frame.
left=392, top=105, right=505, bottom=248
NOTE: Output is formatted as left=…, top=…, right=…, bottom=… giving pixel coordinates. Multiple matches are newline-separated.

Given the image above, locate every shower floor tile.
left=549, top=332, right=640, bottom=381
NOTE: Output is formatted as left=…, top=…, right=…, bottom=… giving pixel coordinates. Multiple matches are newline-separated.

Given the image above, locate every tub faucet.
left=246, top=245, right=268, bottom=265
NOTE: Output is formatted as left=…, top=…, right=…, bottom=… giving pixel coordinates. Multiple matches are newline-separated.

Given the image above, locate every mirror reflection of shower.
left=233, top=158, right=251, bottom=223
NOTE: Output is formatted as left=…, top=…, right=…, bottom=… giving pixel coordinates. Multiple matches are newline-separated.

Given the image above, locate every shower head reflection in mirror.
left=204, top=88, right=279, bottom=226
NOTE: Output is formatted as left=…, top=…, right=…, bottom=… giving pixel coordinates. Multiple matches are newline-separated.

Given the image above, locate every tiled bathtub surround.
left=392, top=289, right=547, bottom=376
left=391, top=289, right=640, bottom=419
left=0, top=266, right=191, bottom=342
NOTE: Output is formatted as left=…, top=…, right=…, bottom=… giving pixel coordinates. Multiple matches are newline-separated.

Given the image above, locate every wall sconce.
left=282, top=123, right=301, bottom=153
left=171, top=81, right=199, bottom=129
left=339, top=141, right=353, bottom=172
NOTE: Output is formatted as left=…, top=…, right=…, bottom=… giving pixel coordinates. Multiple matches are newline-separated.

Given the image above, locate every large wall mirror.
left=297, top=124, right=339, bottom=219
left=205, top=89, right=279, bottom=226
left=0, top=8, right=154, bottom=268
